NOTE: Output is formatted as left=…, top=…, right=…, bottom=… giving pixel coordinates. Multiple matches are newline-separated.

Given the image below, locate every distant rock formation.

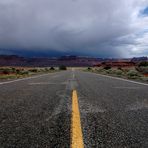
left=131, top=57, right=148, bottom=63
left=0, top=55, right=147, bottom=67
left=0, top=55, right=101, bottom=67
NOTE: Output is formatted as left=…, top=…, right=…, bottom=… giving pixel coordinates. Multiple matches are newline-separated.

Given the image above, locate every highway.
left=0, top=70, right=148, bottom=148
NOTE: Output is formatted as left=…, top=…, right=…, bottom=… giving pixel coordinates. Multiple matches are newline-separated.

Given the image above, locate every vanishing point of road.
left=0, top=70, right=148, bottom=148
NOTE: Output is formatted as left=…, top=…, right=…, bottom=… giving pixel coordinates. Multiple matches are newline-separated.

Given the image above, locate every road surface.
left=0, top=70, right=148, bottom=148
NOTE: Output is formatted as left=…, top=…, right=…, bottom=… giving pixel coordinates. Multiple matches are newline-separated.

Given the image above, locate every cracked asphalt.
left=0, top=70, right=148, bottom=148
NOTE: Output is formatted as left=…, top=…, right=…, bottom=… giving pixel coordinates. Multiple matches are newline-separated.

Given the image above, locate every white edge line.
left=89, top=72, right=148, bottom=86
left=0, top=73, right=57, bottom=85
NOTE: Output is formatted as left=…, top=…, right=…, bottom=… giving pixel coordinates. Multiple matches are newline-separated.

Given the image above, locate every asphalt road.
left=0, top=70, right=148, bottom=148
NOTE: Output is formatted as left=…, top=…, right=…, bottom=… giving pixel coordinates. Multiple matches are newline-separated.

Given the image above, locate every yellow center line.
left=71, top=90, right=84, bottom=148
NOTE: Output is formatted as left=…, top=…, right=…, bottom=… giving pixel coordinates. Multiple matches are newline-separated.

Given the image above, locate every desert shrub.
left=29, top=69, right=38, bottom=72
left=122, top=69, right=130, bottom=73
left=19, top=71, right=29, bottom=75
left=0, top=75, right=17, bottom=79
left=95, top=68, right=102, bottom=72
left=96, top=68, right=106, bottom=74
left=142, top=67, right=148, bottom=74
left=117, top=67, right=123, bottom=70
left=106, top=69, right=113, bottom=74
left=16, top=69, right=21, bottom=74
left=138, top=61, right=148, bottom=67
left=141, top=77, right=148, bottom=82
left=87, top=67, right=92, bottom=70
left=59, top=65, right=67, bottom=70
left=0, top=68, right=13, bottom=74
left=103, top=65, right=111, bottom=70
left=136, top=66, right=142, bottom=72
left=136, top=66, right=148, bottom=74
left=50, top=67, right=55, bottom=70
left=105, top=69, right=123, bottom=76
left=38, top=68, right=44, bottom=72
left=115, top=69, right=123, bottom=75
left=11, top=67, right=16, bottom=73
left=127, top=70, right=141, bottom=78
left=3, top=69, right=10, bottom=75
left=44, top=68, right=49, bottom=71
left=101, top=62, right=106, bottom=65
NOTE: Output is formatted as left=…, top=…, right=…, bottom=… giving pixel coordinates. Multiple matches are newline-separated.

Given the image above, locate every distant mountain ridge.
left=0, top=55, right=147, bottom=67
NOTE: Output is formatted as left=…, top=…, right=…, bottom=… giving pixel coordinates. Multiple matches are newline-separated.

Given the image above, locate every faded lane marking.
left=29, top=82, right=67, bottom=85
left=79, top=99, right=106, bottom=114
left=52, top=75, right=60, bottom=78
left=29, top=82, right=56, bottom=85
left=71, top=90, right=84, bottom=148
left=113, top=86, right=140, bottom=89
left=73, top=73, right=75, bottom=79
left=126, top=99, right=148, bottom=111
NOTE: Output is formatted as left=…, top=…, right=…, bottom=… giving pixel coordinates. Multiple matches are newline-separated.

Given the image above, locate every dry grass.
left=0, top=67, right=58, bottom=80
left=86, top=66, right=148, bottom=83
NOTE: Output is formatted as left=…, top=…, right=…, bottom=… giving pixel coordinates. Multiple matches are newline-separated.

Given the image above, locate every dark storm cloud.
left=0, top=0, right=148, bottom=57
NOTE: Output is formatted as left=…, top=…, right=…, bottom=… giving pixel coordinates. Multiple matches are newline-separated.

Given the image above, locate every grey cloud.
left=0, top=0, right=147, bottom=57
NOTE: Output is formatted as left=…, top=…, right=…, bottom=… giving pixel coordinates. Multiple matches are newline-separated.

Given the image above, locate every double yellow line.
left=71, top=90, right=84, bottom=148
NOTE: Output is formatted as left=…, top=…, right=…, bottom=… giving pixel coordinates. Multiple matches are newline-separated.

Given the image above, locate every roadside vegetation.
left=59, top=65, right=67, bottom=70
left=85, top=61, right=148, bottom=83
left=0, top=67, right=59, bottom=80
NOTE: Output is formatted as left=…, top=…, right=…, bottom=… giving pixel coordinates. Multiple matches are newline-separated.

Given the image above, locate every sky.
left=0, top=0, right=148, bottom=58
